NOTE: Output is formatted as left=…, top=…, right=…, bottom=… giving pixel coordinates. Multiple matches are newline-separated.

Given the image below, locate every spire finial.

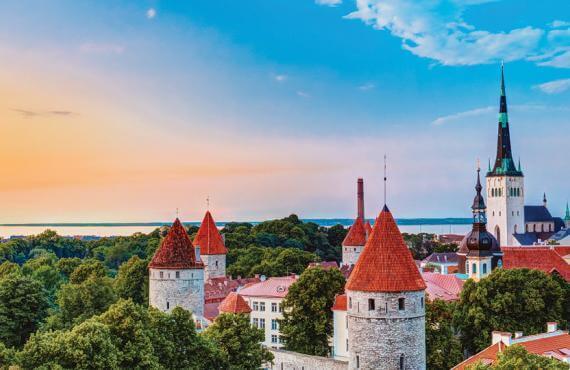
left=176, top=208, right=179, bottom=218
left=500, top=61, right=506, bottom=97
left=206, top=195, right=210, bottom=210
left=543, top=192, right=547, bottom=207
left=383, top=154, right=387, bottom=206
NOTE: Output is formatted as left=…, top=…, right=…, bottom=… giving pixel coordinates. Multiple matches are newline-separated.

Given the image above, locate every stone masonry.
left=268, top=348, right=348, bottom=370
left=149, top=268, right=204, bottom=316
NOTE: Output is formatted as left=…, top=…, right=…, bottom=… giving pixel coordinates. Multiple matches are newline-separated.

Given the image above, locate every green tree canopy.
left=0, top=275, right=49, bottom=347
left=69, top=259, right=107, bottom=284
left=280, top=266, right=345, bottom=356
left=466, top=344, right=569, bottom=369
left=426, top=299, right=463, bottom=370
left=114, top=255, right=148, bottom=305
left=205, top=313, right=273, bottom=370
left=454, top=268, right=565, bottom=354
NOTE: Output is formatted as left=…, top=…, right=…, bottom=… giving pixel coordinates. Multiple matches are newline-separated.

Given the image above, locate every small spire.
left=565, top=202, right=570, bottom=221
left=176, top=208, right=179, bottom=218
left=383, top=154, right=387, bottom=206
left=518, top=158, right=522, bottom=172
left=206, top=195, right=211, bottom=210
left=543, top=193, right=547, bottom=207
left=488, top=158, right=491, bottom=172
left=500, top=60, right=506, bottom=97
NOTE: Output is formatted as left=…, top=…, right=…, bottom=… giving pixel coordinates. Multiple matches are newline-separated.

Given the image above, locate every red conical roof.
left=346, top=206, right=426, bottom=292
left=218, top=292, right=251, bottom=314
left=149, top=218, right=203, bottom=269
left=193, top=211, right=227, bottom=255
left=365, top=221, right=373, bottom=237
left=342, top=217, right=367, bottom=246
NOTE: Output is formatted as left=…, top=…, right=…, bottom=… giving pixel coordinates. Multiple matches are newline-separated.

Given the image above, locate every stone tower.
left=458, top=168, right=501, bottom=281
left=486, top=64, right=525, bottom=246
left=149, top=218, right=205, bottom=317
left=342, top=178, right=369, bottom=266
left=193, top=210, right=227, bottom=280
left=345, top=205, right=426, bottom=370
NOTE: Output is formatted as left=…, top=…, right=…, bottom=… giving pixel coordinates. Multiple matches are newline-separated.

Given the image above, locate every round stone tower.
left=193, top=210, right=227, bottom=280
left=346, top=205, right=426, bottom=370
left=149, top=218, right=205, bottom=317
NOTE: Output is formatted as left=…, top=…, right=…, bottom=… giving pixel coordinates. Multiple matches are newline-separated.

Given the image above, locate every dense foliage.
left=466, top=344, right=569, bottom=369
left=280, top=266, right=345, bottom=356
left=426, top=299, right=463, bottom=370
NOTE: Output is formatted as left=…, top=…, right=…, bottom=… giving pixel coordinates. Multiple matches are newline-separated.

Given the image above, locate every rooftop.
left=238, top=275, right=298, bottom=298
left=502, top=246, right=570, bottom=282
left=218, top=292, right=251, bottom=314
left=193, top=211, right=228, bottom=255
left=149, top=218, right=203, bottom=270
left=422, top=272, right=464, bottom=301
left=342, top=217, right=368, bottom=247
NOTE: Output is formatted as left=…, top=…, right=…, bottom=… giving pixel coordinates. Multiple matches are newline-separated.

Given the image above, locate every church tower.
left=342, top=178, right=369, bottom=266
left=564, top=203, right=570, bottom=229
left=346, top=205, right=426, bottom=370
left=193, top=211, right=228, bottom=280
left=149, top=218, right=205, bottom=317
left=486, top=64, right=524, bottom=246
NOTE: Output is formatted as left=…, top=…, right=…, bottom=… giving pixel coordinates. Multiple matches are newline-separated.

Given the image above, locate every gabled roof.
left=524, top=206, right=553, bottom=223
left=422, top=252, right=459, bottom=264
left=502, top=247, right=570, bottom=282
left=238, top=276, right=297, bottom=298
left=453, top=332, right=570, bottom=369
left=149, top=218, right=203, bottom=270
left=346, top=206, right=426, bottom=293
left=332, top=294, right=347, bottom=311
left=422, top=272, right=464, bottom=301
left=193, top=211, right=227, bottom=255
left=342, top=217, right=367, bottom=246
left=218, top=292, right=251, bottom=314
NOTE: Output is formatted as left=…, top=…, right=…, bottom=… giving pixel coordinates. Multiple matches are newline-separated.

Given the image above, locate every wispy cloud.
left=273, top=74, right=288, bottom=82
left=432, top=104, right=570, bottom=125
left=432, top=106, right=494, bottom=126
left=315, top=0, right=343, bottom=6
left=79, top=43, right=125, bottom=55
left=318, top=0, right=570, bottom=67
left=534, top=78, right=570, bottom=94
left=12, top=109, right=77, bottom=118
left=358, top=82, right=375, bottom=91
left=297, top=91, right=311, bottom=98
left=146, top=8, right=156, bottom=20
left=550, top=20, right=570, bottom=28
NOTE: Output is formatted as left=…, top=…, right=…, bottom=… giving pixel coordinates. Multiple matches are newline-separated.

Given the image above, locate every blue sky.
left=0, top=0, right=568, bottom=222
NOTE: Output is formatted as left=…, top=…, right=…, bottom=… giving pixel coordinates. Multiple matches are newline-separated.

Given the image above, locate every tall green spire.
left=565, top=202, right=570, bottom=222
left=498, top=62, right=508, bottom=128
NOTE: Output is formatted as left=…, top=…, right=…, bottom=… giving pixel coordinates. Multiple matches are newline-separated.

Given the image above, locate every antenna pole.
left=206, top=195, right=210, bottom=210
left=383, top=154, right=387, bottom=205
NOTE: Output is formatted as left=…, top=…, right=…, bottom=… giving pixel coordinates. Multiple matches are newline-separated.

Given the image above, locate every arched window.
left=514, top=224, right=518, bottom=234
left=483, top=263, right=487, bottom=274
left=495, top=226, right=501, bottom=243
left=368, top=298, right=375, bottom=311
left=472, top=263, right=477, bottom=274
left=398, top=298, right=405, bottom=311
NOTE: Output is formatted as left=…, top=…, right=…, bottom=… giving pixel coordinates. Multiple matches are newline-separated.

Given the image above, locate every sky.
left=0, top=0, right=568, bottom=222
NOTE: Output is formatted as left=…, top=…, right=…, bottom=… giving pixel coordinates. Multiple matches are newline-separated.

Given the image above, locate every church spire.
left=489, top=63, right=522, bottom=177
left=565, top=202, right=570, bottom=222
left=472, top=167, right=487, bottom=226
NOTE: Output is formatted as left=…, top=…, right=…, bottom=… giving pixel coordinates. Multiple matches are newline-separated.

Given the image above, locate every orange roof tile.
left=365, top=221, right=373, bottom=237
left=149, top=218, right=203, bottom=270
left=502, top=247, right=570, bottom=282
left=218, top=292, right=251, bottom=314
left=346, top=206, right=426, bottom=292
left=342, top=217, right=367, bottom=246
left=193, top=211, right=227, bottom=255
left=332, top=294, right=347, bottom=311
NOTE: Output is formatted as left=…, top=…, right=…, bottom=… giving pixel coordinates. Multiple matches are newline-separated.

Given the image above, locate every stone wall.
left=148, top=268, right=204, bottom=316
left=342, top=245, right=363, bottom=266
left=202, top=254, right=226, bottom=280
left=347, top=290, right=426, bottom=370
left=268, top=349, right=348, bottom=370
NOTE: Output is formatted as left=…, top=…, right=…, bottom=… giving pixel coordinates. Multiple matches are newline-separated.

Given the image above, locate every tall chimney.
left=357, top=178, right=365, bottom=221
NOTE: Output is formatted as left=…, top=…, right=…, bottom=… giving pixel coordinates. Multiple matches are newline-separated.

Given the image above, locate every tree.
left=0, top=275, right=49, bottom=347
left=426, top=299, right=463, bottom=370
left=114, top=255, right=148, bottom=305
left=56, top=257, right=82, bottom=279
left=454, top=268, right=565, bottom=354
left=280, top=267, right=345, bottom=356
left=22, top=253, right=63, bottom=298
left=205, top=313, right=273, bottom=370
left=0, top=261, right=21, bottom=278
left=69, top=259, right=107, bottom=284
left=466, top=345, right=569, bottom=369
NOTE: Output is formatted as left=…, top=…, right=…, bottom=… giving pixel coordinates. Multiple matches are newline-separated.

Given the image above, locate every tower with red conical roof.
left=193, top=210, right=228, bottom=280
left=342, top=178, right=369, bottom=266
left=149, top=218, right=205, bottom=316
left=346, top=205, right=426, bottom=370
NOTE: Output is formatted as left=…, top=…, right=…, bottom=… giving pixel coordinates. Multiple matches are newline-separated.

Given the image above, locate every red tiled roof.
left=365, top=221, right=373, bottom=237
left=453, top=332, right=570, bottom=369
left=204, top=276, right=261, bottom=303
left=204, top=302, right=220, bottom=322
left=342, top=217, right=367, bottom=246
left=218, top=292, right=251, bottom=314
left=553, top=246, right=570, bottom=258
left=149, top=218, right=203, bottom=269
left=332, top=294, right=347, bottom=311
left=422, top=272, right=464, bottom=301
left=193, top=211, right=227, bottom=255
left=346, top=206, right=426, bottom=292
left=308, top=261, right=339, bottom=269
left=239, top=276, right=298, bottom=298
left=502, top=247, right=570, bottom=282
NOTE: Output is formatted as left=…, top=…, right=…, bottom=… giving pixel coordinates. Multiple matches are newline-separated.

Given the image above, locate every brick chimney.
left=357, top=178, right=365, bottom=221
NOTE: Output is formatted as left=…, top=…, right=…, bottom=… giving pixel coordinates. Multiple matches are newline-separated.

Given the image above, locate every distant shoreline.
left=0, top=218, right=472, bottom=228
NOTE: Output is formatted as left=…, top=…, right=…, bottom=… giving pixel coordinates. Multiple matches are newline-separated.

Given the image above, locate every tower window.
left=400, top=354, right=405, bottom=370
left=346, top=339, right=348, bottom=351
left=215, top=260, right=219, bottom=268
left=483, top=263, right=487, bottom=274
left=160, top=271, right=164, bottom=279
left=420, top=297, right=424, bottom=308
left=166, top=301, right=170, bottom=310
left=398, top=298, right=405, bottom=311
left=368, top=298, right=375, bottom=311
left=356, top=355, right=360, bottom=368
left=175, top=271, right=180, bottom=279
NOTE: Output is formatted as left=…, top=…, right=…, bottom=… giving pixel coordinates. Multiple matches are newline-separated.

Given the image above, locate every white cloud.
left=316, top=0, right=343, bottom=6
left=432, top=106, right=493, bottom=125
left=297, top=91, right=311, bottom=98
left=358, top=82, right=376, bottom=91
left=534, top=78, right=570, bottom=94
left=550, top=20, right=570, bottom=28
left=79, top=43, right=125, bottom=55
left=332, top=0, right=569, bottom=67
left=146, top=8, right=156, bottom=19
left=274, top=74, right=288, bottom=82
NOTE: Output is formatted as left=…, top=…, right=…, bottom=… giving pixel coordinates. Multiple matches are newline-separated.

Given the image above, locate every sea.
left=0, top=218, right=472, bottom=239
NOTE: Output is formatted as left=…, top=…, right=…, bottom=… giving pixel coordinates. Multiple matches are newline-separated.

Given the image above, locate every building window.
left=253, top=318, right=259, bottom=327
left=399, top=354, right=405, bottom=370
left=483, top=263, right=487, bottom=274
left=353, top=248, right=356, bottom=252
left=278, top=303, right=283, bottom=313
left=472, top=263, right=477, bottom=274
left=271, top=334, right=278, bottom=343
left=259, top=302, right=266, bottom=311
left=368, top=298, right=375, bottom=311
left=252, top=301, right=259, bottom=311
left=175, top=271, right=180, bottom=279
left=420, top=297, right=424, bottom=308
left=356, top=355, right=360, bottom=368
left=166, top=301, right=170, bottom=310
left=346, top=339, right=349, bottom=351
left=499, top=211, right=501, bottom=216
left=259, top=318, right=265, bottom=329
left=385, top=302, right=388, bottom=313
left=160, top=271, right=164, bottom=279
left=271, top=319, right=279, bottom=330
left=349, top=297, right=352, bottom=309
left=271, top=303, right=278, bottom=312
left=398, top=298, right=405, bottom=311
left=215, top=260, right=219, bottom=268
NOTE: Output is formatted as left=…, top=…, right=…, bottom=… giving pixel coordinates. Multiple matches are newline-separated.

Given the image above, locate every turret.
left=342, top=178, right=369, bottom=266
left=193, top=211, right=228, bottom=280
